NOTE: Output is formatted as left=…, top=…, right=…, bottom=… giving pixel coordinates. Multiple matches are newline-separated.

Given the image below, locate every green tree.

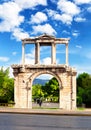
left=0, top=67, right=14, bottom=103
left=42, top=77, right=59, bottom=102
left=32, top=84, right=44, bottom=100
left=77, top=72, right=91, bottom=107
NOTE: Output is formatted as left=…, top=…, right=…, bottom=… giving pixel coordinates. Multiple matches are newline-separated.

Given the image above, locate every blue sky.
left=0, top=0, right=91, bottom=77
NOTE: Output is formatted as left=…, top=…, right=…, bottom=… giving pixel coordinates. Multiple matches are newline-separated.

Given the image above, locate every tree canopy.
left=32, top=77, right=59, bottom=102
left=0, top=67, right=14, bottom=103
left=77, top=72, right=91, bottom=107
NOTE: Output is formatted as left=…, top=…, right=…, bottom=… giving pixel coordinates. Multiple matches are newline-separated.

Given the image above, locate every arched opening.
left=29, top=72, right=62, bottom=109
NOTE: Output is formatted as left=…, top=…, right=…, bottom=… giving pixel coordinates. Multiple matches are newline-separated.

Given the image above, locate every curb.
left=0, top=108, right=91, bottom=116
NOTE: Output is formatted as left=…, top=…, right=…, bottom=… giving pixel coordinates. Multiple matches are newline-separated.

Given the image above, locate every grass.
left=77, top=107, right=85, bottom=110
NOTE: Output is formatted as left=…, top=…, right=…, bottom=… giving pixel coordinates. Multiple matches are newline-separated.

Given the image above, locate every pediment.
left=36, top=34, right=55, bottom=40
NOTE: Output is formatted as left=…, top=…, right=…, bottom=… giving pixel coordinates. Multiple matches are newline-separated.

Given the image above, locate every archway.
left=32, top=73, right=60, bottom=109
left=28, top=70, right=62, bottom=109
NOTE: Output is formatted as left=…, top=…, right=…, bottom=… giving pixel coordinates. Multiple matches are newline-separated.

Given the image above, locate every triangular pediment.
left=36, top=34, right=55, bottom=40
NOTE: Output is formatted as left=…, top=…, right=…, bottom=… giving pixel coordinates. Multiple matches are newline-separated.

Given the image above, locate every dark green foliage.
left=77, top=72, right=91, bottom=107
left=0, top=67, right=14, bottom=103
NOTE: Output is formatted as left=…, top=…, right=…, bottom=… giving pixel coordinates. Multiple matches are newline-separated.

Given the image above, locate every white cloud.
left=25, top=49, right=35, bottom=64
left=41, top=57, right=51, bottom=64
left=12, top=28, right=30, bottom=41
left=47, top=9, right=56, bottom=17
left=14, top=0, right=47, bottom=9
left=87, top=7, right=91, bottom=12
left=57, top=0, right=80, bottom=16
left=30, top=12, right=47, bottom=24
left=32, top=23, right=56, bottom=35
left=76, top=45, right=82, bottom=49
left=12, top=52, right=17, bottom=56
left=41, top=57, right=59, bottom=65
left=74, top=64, right=91, bottom=74
left=37, top=74, right=53, bottom=80
left=74, top=17, right=86, bottom=22
left=0, top=56, right=9, bottom=62
left=72, top=30, right=80, bottom=37
left=0, top=2, right=24, bottom=32
left=74, top=0, right=91, bottom=5
left=0, top=66, right=13, bottom=77
left=55, top=13, right=72, bottom=25
left=47, top=7, right=78, bottom=25
left=62, top=30, right=70, bottom=35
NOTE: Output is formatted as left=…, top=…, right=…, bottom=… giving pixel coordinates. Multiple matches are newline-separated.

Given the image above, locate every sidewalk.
left=0, top=107, right=91, bottom=116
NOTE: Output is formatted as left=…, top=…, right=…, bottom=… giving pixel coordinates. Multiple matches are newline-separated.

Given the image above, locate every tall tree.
left=42, top=77, right=59, bottom=102
left=0, top=67, right=14, bottom=103
left=77, top=72, right=91, bottom=107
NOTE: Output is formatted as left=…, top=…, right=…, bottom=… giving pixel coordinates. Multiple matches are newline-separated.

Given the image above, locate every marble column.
left=51, top=43, right=56, bottom=64
left=66, top=44, right=68, bottom=66
left=22, top=42, right=25, bottom=65
left=35, top=42, right=40, bottom=64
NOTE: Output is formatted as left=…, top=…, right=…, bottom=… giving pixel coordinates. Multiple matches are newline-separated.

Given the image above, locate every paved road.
left=1, top=113, right=91, bottom=130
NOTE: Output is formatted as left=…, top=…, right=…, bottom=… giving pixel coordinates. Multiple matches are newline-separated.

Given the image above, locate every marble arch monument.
left=12, top=34, right=77, bottom=110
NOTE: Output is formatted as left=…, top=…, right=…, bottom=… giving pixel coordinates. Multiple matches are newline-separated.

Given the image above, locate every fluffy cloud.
left=56, top=13, right=73, bottom=25
left=0, top=2, right=24, bottom=32
left=74, top=0, right=91, bottom=5
left=32, top=24, right=56, bottom=35
left=41, top=57, right=51, bottom=64
left=12, top=28, right=30, bottom=41
left=47, top=9, right=72, bottom=24
left=74, top=17, right=86, bottom=22
left=14, top=0, right=47, bottom=9
left=25, top=49, right=35, bottom=64
left=57, top=0, right=80, bottom=16
left=0, top=56, right=9, bottom=62
left=56, top=0, right=82, bottom=25
left=30, top=12, right=47, bottom=24
left=0, top=0, right=47, bottom=40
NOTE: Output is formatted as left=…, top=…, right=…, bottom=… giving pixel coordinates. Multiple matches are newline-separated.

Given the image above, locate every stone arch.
left=28, top=70, right=62, bottom=89
left=28, top=70, right=62, bottom=109
left=12, top=34, right=77, bottom=110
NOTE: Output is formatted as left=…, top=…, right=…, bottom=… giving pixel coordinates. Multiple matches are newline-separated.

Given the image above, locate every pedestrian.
left=39, top=99, right=42, bottom=107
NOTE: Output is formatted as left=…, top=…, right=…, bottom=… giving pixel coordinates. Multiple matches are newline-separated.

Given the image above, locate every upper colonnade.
left=21, top=34, right=70, bottom=66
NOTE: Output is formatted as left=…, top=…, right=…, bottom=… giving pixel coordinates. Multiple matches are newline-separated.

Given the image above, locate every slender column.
left=51, top=43, right=56, bottom=64
left=66, top=44, right=68, bottom=66
left=22, top=42, right=25, bottom=65
left=35, top=42, right=40, bottom=64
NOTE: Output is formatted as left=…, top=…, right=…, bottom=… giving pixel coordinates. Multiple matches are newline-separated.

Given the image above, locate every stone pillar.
left=22, top=42, right=25, bottom=65
left=72, top=72, right=77, bottom=110
left=51, top=43, right=56, bottom=64
left=35, top=42, right=40, bottom=64
left=24, top=81, right=32, bottom=108
left=66, top=44, right=68, bottom=66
